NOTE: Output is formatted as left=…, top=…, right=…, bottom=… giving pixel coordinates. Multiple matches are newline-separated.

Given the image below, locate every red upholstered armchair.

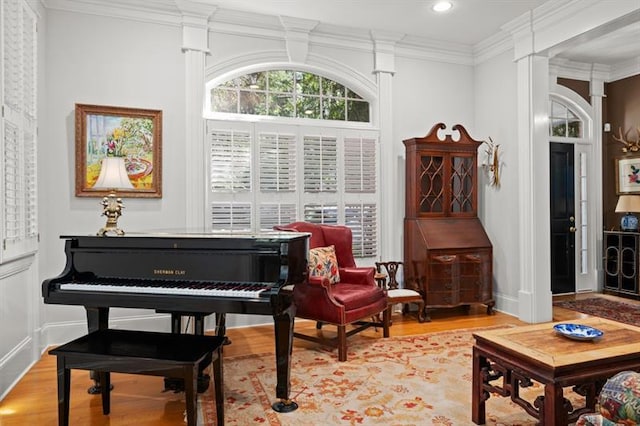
left=274, top=222, right=389, bottom=361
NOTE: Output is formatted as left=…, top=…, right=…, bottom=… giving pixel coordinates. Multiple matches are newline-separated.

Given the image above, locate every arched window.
left=205, top=70, right=378, bottom=259
left=209, top=70, right=370, bottom=123
left=550, top=100, right=583, bottom=138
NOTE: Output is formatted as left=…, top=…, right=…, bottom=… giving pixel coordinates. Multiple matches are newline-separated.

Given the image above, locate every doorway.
left=550, top=142, right=576, bottom=294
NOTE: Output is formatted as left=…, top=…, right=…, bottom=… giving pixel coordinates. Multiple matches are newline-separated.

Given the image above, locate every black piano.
left=42, top=231, right=309, bottom=412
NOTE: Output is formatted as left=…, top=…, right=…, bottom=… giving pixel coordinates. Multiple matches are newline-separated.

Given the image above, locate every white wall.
left=473, top=49, right=521, bottom=314
left=39, top=9, right=186, bottom=347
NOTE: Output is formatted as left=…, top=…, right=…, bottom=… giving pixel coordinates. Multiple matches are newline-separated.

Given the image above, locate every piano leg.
left=85, top=307, right=113, bottom=395
left=271, top=301, right=298, bottom=413
left=215, top=313, right=232, bottom=345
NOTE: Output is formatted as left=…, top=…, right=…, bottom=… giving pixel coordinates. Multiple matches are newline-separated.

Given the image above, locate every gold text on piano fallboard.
left=153, top=269, right=186, bottom=276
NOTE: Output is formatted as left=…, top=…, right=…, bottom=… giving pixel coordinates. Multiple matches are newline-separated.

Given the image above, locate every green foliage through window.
left=211, top=70, right=370, bottom=123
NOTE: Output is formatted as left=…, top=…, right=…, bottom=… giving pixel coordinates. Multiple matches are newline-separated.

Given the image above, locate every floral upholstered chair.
left=577, top=370, right=640, bottom=425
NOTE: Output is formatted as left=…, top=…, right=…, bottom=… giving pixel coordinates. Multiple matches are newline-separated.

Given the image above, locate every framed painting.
left=75, top=103, right=162, bottom=198
left=616, top=156, right=640, bottom=195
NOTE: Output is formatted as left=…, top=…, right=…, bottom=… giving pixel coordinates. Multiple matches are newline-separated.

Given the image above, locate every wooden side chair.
left=375, top=261, right=426, bottom=332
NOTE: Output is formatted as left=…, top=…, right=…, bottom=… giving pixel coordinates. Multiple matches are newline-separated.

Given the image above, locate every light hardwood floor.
left=0, top=292, right=625, bottom=425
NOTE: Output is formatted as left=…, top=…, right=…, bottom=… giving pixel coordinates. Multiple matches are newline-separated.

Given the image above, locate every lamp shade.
left=615, top=195, right=640, bottom=213
left=93, top=157, right=134, bottom=190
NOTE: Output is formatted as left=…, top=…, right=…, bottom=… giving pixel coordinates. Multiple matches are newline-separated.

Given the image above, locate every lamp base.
left=621, top=213, right=639, bottom=232
left=97, top=192, right=126, bottom=236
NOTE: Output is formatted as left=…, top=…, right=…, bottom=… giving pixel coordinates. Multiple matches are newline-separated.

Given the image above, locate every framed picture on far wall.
left=616, top=156, right=640, bottom=195
left=75, top=103, right=163, bottom=198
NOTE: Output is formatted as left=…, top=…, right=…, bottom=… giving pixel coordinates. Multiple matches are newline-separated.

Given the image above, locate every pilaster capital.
left=370, top=30, right=404, bottom=75
left=174, top=0, right=217, bottom=53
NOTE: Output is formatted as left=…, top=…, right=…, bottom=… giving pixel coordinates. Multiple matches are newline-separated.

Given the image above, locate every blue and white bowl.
left=553, top=323, right=604, bottom=341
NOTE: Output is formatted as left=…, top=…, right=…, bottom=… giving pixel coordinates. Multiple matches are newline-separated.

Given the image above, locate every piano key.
left=59, top=280, right=272, bottom=298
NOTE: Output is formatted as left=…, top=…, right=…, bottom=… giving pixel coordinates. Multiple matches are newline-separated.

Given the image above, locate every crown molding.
left=397, top=35, right=473, bottom=66
left=473, top=31, right=513, bottom=65
left=609, top=57, right=640, bottom=83
left=43, top=0, right=182, bottom=26
left=549, top=57, right=609, bottom=81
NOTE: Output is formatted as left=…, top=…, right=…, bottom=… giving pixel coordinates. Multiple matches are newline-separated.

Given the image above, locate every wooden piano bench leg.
left=49, top=329, right=226, bottom=426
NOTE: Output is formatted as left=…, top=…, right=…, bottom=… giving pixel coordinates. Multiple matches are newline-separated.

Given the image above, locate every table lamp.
left=615, top=194, right=640, bottom=232
left=93, top=157, right=134, bottom=236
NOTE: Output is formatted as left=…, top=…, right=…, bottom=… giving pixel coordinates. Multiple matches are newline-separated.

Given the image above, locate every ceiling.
left=206, top=0, right=640, bottom=67
left=80, top=0, right=640, bottom=67
left=208, top=0, right=548, bottom=46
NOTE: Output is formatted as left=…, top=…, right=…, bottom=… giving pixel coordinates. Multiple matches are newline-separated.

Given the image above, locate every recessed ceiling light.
left=432, top=1, right=452, bottom=12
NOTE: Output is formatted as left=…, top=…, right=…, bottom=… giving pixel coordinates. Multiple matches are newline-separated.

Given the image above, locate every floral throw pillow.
left=308, top=245, right=340, bottom=284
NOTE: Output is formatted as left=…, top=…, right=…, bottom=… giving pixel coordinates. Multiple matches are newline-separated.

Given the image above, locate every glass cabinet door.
left=419, top=155, right=444, bottom=213
left=450, top=155, right=475, bottom=213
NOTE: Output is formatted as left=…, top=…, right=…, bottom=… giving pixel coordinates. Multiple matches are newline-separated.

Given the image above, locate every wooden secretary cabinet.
left=403, top=123, right=494, bottom=321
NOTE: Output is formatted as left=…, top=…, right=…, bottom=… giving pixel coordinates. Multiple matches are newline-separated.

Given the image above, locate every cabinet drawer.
left=426, top=278, right=457, bottom=292
left=460, top=277, right=483, bottom=290
left=460, top=290, right=482, bottom=302
left=426, top=291, right=457, bottom=306
left=429, top=254, right=458, bottom=279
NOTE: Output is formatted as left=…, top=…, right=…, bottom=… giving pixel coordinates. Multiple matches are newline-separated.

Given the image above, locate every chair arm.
left=338, top=267, right=375, bottom=285
left=293, top=276, right=345, bottom=319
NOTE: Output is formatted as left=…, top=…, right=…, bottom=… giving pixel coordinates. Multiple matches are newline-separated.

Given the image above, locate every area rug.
left=198, top=326, right=585, bottom=425
left=553, top=297, right=640, bottom=326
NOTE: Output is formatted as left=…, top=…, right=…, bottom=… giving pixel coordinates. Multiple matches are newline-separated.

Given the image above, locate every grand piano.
left=42, top=230, right=310, bottom=412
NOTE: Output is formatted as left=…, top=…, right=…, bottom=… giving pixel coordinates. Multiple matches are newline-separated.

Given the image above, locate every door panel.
left=550, top=142, right=576, bottom=294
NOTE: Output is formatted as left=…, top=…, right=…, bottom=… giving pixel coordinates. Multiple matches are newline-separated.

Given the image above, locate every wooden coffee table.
left=472, top=317, right=640, bottom=425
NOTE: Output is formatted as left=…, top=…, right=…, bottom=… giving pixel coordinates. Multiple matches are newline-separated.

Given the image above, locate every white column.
left=516, top=53, right=552, bottom=323
left=176, top=2, right=216, bottom=229
left=507, top=14, right=553, bottom=323
left=590, top=70, right=606, bottom=289
left=371, top=31, right=403, bottom=262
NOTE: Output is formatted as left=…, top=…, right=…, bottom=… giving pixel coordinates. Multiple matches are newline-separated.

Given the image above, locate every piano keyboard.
left=59, top=280, right=273, bottom=298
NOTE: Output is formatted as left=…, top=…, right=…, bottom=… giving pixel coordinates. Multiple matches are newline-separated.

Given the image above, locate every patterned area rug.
left=198, top=326, right=585, bottom=425
left=553, top=297, right=640, bottom=325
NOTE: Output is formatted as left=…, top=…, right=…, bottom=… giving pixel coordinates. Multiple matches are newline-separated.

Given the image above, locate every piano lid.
left=61, top=229, right=311, bottom=241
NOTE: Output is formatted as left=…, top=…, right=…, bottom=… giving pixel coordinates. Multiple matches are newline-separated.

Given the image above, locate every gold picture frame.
left=75, top=103, right=162, bottom=198
left=616, top=156, right=640, bottom=195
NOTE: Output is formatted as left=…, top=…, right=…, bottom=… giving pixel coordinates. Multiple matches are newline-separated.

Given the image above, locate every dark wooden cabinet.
left=603, top=231, right=639, bottom=298
left=403, top=123, right=494, bottom=321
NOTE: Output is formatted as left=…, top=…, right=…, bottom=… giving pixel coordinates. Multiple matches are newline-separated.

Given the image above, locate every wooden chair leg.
left=383, top=306, right=391, bottom=338
left=337, top=325, right=347, bottom=361
left=417, top=301, right=426, bottom=323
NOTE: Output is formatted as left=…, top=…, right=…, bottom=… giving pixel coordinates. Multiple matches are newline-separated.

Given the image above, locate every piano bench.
left=49, top=329, right=225, bottom=426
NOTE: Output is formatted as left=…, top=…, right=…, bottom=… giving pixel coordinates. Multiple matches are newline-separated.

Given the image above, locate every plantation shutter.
left=209, top=129, right=251, bottom=193
left=344, top=137, right=376, bottom=193
left=207, top=124, right=253, bottom=232
left=260, top=203, right=297, bottom=231
left=205, top=120, right=379, bottom=259
left=257, top=128, right=298, bottom=231
left=342, top=133, right=378, bottom=257
left=303, top=135, right=337, bottom=193
left=303, top=203, right=338, bottom=224
left=346, top=203, right=377, bottom=257
left=210, top=203, right=252, bottom=232
left=1, top=0, right=38, bottom=262
left=259, top=132, right=296, bottom=192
